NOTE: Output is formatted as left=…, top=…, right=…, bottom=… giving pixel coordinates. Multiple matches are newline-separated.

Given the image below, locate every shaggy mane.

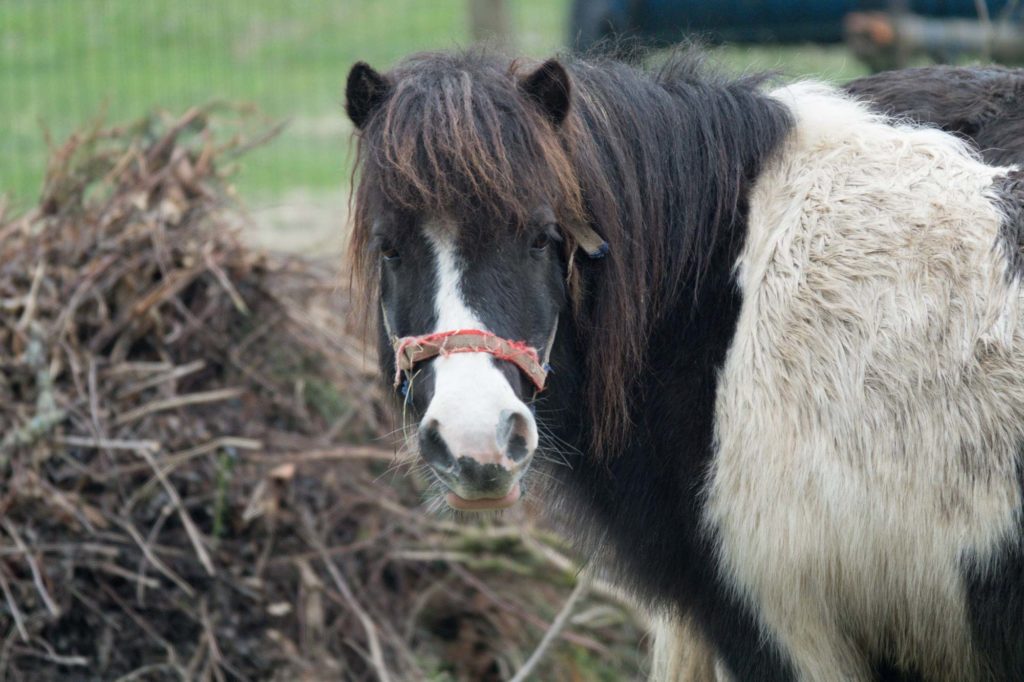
left=349, top=48, right=793, bottom=457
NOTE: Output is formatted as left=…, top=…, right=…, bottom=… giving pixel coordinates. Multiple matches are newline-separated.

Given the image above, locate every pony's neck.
left=559, top=58, right=794, bottom=460
left=540, top=63, right=794, bottom=619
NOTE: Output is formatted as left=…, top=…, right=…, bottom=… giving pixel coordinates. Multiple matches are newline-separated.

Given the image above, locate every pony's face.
left=370, top=208, right=566, bottom=510
left=346, top=57, right=577, bottom=511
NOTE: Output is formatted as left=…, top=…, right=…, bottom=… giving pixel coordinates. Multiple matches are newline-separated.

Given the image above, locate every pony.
left=845, top=65, right=1024, bottom=166
left=344, top=50, right=1024, bottom=681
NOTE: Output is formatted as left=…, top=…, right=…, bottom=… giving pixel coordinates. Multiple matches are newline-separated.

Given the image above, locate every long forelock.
left=355, top=53, right=583, bottom=234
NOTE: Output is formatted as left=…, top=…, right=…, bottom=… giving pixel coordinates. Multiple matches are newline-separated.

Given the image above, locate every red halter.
left=382, top=220, right=609, bottom=398
left=393, top=329, right=549, bottom=392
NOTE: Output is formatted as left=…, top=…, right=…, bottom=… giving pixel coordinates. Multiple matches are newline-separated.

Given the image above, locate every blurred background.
left=0, top=0, right=875, bottom=254
left=3, top=1, right=1022, bottom=252
left=1, top=1, right=565, bottom=253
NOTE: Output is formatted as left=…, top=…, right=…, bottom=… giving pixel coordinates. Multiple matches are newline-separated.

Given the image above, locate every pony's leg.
left=650, top=613, right=721, bottom=682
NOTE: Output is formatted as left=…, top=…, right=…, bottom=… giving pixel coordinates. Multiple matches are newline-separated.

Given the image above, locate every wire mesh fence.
left=0, top=1, right=568, bottom=215
left=1, top=1, right=871, bottom=252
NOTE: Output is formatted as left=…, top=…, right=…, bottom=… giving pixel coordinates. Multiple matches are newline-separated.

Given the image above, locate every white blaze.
left=421, top=220, right=538, bottom=464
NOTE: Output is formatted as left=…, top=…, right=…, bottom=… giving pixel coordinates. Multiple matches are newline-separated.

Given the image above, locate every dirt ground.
left=244, top=191, right=350, bottom=257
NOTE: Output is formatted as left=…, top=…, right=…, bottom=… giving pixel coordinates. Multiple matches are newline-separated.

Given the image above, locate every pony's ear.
left=520, top=59, right=571, bottom=126
left=345, top=62, right=391, bottom=129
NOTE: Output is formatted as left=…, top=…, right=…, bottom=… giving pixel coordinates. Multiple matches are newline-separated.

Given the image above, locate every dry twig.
left=0, top=108, right=648, bottom=681
left=509, top=573, right=592, bottom=682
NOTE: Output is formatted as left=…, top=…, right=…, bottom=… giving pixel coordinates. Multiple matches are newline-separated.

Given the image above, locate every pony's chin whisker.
left=535, top=424, right=581, bottom=466
left=374, top=423, right=418, bottom=441
left=423, top=494, right=448, bottom=517
left=534, top=451, right=571, bottom=471
left=374, top=455, right=421, bottom=483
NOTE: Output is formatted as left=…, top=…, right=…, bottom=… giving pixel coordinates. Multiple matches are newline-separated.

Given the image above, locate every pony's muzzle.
left=417, top=406, right=536, bottom=511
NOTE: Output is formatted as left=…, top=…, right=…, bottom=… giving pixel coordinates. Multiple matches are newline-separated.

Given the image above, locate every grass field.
left=0, top=1, right=869, bottom=222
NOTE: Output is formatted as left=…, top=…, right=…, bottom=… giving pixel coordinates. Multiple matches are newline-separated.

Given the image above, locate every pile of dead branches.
left=0, top=110, right=647, bottom=681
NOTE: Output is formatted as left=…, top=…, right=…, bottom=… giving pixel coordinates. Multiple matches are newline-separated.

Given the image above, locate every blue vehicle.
left=569, top=0, right=1021, bottom=55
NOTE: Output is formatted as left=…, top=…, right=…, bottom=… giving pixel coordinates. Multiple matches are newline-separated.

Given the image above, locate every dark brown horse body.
left=845, top=65, right=1024, bottom=166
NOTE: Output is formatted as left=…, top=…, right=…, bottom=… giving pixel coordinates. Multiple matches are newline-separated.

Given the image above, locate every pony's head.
left=345, top=50, right=787, bottom=511
left=345, top=53, right=593, bottom=510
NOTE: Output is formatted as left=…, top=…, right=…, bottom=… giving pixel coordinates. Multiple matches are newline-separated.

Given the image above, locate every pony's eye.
left=380, top=243, right=400, bottom=261
left=531, top=232, right=551, bottom=251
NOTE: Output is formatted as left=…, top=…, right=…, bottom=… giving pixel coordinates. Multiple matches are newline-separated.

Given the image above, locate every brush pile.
left=0, top=109, right=646, bottom=681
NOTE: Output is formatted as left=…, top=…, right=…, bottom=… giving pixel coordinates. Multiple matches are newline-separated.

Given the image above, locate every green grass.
left=0, top=1, right=867, bottom=211
left=0, top=0, right=568, bottom=208
left=713, top=43, right=868, bottom=81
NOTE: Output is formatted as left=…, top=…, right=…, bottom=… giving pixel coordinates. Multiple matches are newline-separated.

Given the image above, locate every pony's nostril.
left=457, top=457, right=512, bottom=493
left=507, top=434, right=529, bottom=463
left=418, top=419, right=456, bottom=472
left=497, top=409, right=533, bottom=463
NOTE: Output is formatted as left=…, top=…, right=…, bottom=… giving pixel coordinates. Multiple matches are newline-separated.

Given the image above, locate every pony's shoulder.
left=740, top=79, right=1009, bottom=299
left=770, top=80, right=883, bottom=139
